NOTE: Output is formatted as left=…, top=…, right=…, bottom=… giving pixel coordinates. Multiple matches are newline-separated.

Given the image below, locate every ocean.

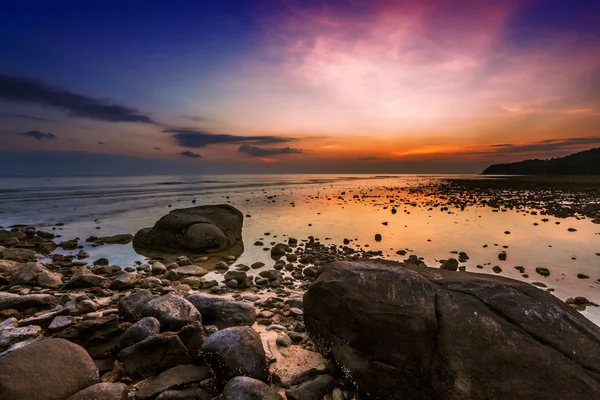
left=1, top=174, right=598, bottom=325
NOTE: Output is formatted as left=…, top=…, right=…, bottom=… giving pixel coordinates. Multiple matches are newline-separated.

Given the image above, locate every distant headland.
left=482, top=147, right=600, bottom=175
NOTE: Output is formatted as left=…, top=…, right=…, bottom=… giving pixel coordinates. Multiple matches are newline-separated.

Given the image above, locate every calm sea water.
left=1, top=174, right=599, bottom=325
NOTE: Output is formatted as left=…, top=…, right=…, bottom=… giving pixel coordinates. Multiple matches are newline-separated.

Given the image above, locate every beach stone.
left=110, top=272, right=139, bottom=290
left=440, top=258, right=458, bottom=271
left=94, top=234, right=133, bottom=245
left=259, top=270, right=283, bottom=281
left=0, top=292, right=57, bottom=310
left=177, top=321, right=205, bottom=363
left=304, top=259, right=600, bottom=400
left=65, top=267, right=111, bottom=289
left=152, top=262, right=167, bottom=274
left=0, top=338, right=99, bottom=400
left=118, top=289, right=154, bottom=321
left=223, top=270, right=247, bottom=283
left=0, top=325, right=42, bottom=348
left=133, top=204, right=243, bottom=253
left=0, top=247, right=36, bottom=262
left=66, top=382, right=129, bottom=400
left=271, top=243, right=288, bottom=259
left=53, top=314, right=120, bottom=347
left=187, top=294, right=256, bottom=329
left=285, top=374, right=335, bottom=400
left=251, top=261, right=265, bottom=269
left=120, top=316, right=160, bottom=348
left=141, top=293, right=201, bottom=331
left=134, top=364, right=211, bottom=400
left=48, top=315, right=75, bottom=332
left=201, top=326, right=269, bottom=390
left=535, top=267, right=550, bottom=277
left=0, top=259, right=20, bottom=274
left=174, top=265, right=208, bottom=277
left=218, top=376, right=283, bottom=400
left=10, top=262, right=63, bottom=288
left=276, top=332, right=292, bottom=347
left=118, top=332, right=192, bottom=379
left=156, top=388, right=213, bottom=400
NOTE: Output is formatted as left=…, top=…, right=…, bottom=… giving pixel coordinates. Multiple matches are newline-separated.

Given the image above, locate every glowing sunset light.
left=0, top=0, right=598, bottom=174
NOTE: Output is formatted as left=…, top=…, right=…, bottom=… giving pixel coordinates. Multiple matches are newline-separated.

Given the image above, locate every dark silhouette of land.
left=482, top=147, right=600, bottom=175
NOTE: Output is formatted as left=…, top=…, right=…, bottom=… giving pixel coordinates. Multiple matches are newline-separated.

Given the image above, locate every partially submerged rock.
left=304, top=260, right=600, bottom=400
left=133, top=204, right=243, bottom=254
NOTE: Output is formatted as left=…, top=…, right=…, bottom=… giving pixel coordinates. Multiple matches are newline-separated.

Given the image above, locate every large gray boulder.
left=304, top=260, right=600, bottom=400
left=133, top=205, right=243, bottom=253
left=201, top=326, right=269, bottom=390
left=187, top=294, right=256, bottom=329
left=0, top=338, right=99, bottom=400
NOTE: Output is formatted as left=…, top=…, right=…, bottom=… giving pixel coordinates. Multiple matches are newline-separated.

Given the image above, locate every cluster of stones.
left=0, top=226, right=377, bottom=400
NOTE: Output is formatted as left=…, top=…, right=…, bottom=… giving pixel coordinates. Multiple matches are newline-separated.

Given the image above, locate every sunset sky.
left=1, top=0, right=599, bottom=175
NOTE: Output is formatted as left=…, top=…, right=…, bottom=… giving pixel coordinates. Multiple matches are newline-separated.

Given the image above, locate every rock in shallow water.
left=304, top=260, right=600, bottom=400
left=0, top=338, right=99, bottom=400
left=133, top=204, right=243, bottom=253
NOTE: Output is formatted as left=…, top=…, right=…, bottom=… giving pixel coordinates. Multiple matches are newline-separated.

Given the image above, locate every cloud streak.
left=180, top=150, right=202, bottom=159
left=165, top=128, right=295, bottom=148
left=0, top=113, right=52, bottom=122
left=18, top=130, right=58, bottom=140
left=0, top=75, right=156, bottom=124
left=238, top=145, right=302, bottom=157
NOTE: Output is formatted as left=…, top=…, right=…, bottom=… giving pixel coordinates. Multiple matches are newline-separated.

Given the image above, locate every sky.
left=0, top=0, right=599, bottom=175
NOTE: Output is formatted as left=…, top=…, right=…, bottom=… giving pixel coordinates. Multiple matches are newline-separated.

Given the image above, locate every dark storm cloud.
left=238, top=145, right=302, bottom=157
left=165, top=128, right=295, bottom=148
left=18, top=130, right=58, bottom=140
left=180, top=150, right=202, bottom=159
left=479, top=137, right=600, bottom=156
left=0, top=75, right=156, bottom=124
left=0, top=113, right=52, bottom=122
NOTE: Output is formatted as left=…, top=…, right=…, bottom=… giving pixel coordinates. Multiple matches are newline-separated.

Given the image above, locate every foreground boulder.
left=201, top=326, right=269, bottom=390
left=0, top=338, right=99, bottom=400
left=187, top=294, right=256, bottom=329
left=133, top=204, right=243, bottom=253
left=304, top=260, right=600, bottom=400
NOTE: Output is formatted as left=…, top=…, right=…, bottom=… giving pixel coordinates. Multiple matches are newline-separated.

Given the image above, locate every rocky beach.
left=1, top=175, right=599, bottom=399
